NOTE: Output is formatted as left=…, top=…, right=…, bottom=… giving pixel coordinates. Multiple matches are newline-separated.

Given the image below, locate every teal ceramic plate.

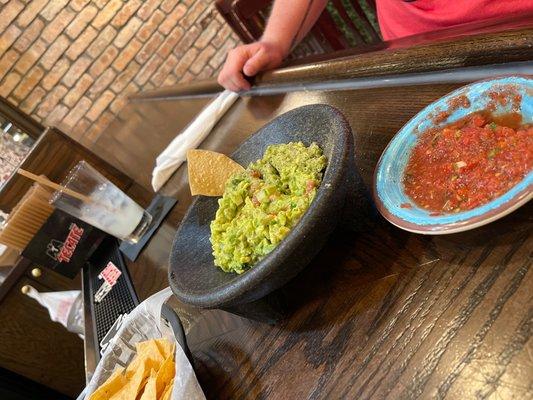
left=374, top=76, right=532, bottom=234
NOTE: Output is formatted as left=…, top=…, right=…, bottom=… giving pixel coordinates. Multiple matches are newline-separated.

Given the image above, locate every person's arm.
left=218, top=0, right=328, bottom=92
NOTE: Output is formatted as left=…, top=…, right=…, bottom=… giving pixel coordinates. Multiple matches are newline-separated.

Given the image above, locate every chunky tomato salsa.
left=403, top=113, right=533, bottom=213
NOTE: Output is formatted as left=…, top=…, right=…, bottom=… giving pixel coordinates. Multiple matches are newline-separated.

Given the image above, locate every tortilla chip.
left=92, top=339, right=176, bottom=400
left=139, top=369, right=157, bottom=400
left=154, top=338, right=175, bottom=360
left=161, top=379, right=174, bottom=400
left=187, top=149, right=244, bottom=196
left=88, top=367, right=126, bottom=400
left=135, top=339, right=165, bottom=360
left=110, top=358, right=151, bottom=400
left=156, top=355, right=175, bottom=397
left=127, top=339, right=165, bottom=375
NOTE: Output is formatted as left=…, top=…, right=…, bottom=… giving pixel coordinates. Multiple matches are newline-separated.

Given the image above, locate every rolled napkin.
left=151, top=90, right=239, bottom=192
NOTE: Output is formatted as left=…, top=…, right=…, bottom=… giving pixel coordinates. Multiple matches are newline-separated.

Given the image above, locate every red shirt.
left=377, top=0, right=533, bottom=40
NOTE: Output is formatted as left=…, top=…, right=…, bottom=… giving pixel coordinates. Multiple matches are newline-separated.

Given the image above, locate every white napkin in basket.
left=151, top=90, right=239, bottom=191
left=83, top=287, right=205, bottom=400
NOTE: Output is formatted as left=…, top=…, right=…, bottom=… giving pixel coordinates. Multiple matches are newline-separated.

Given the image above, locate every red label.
left=99, top=262, right=122, bottom=286
left=56, top=224, right=84, bottom=263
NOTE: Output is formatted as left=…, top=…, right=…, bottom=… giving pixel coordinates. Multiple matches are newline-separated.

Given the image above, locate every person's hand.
left=217, top=41, right=286, bottom=92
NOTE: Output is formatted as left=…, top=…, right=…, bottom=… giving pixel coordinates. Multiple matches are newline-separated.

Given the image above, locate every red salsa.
left=403, top=112, right=533, bottom=213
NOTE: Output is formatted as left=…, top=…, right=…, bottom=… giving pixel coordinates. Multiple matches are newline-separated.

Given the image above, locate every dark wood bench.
left=215, top=0, right=382, bottom=58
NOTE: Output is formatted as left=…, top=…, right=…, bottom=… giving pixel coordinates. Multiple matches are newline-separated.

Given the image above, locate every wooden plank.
left=0, top=276, right=84, bottom=396
left=86, top=29, right=533, bottom=398
left=331, top=0, right=366, bottom=45
left=0, top=97, right=44, bottom=140
left=256, top=25, right=533, bottom=86
left=92, top=77, right=533, bottom=398
left=132, top=21, right=532, bottom=100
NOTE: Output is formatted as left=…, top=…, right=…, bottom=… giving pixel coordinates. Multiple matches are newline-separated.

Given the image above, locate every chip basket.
left=80, top=288, right=204, bottom=400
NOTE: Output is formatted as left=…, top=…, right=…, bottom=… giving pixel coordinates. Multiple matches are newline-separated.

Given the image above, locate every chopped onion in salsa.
left=403, top=112, right=532, bottom=213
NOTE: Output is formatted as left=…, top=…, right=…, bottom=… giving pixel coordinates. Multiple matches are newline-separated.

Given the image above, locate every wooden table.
left=89, top=24, right=532, bottom=399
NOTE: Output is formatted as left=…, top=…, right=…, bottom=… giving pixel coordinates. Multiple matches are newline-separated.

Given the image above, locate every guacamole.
left=210, top=142, right=327, bottom=274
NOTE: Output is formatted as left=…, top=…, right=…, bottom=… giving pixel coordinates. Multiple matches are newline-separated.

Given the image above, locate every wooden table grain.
left=90, top=28, right=533, bottom=399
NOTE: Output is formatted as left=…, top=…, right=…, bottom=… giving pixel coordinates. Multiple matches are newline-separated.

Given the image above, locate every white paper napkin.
left=151, top=90, right=239, bottom=192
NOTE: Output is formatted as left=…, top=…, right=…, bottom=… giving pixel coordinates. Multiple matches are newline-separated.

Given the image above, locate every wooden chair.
left=215, top=0, right=382, bottom=58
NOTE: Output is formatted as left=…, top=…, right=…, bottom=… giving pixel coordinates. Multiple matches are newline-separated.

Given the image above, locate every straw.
left=0, top=184, right=55, bottom=251
left=17, top=169, right=93, bottom=204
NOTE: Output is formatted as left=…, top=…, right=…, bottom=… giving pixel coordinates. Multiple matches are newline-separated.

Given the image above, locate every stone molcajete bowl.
left=169, top=104, right=354, bottom=309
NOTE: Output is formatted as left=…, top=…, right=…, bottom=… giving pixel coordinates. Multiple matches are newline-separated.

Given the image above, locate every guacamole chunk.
left=210, top=142, right=327, bottom=274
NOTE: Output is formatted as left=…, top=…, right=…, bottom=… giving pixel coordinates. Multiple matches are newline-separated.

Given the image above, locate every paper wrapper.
left=84, top=288, right=205, bottom=400
left=151, top=90, right=239, bottom=192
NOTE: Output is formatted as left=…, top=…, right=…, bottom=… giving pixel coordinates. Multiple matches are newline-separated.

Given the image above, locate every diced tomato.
left=403, top=112, right=532, bottom=212
left=471, top=114, right=486, bottom=127
left=305, top=180, right=316, bottom=194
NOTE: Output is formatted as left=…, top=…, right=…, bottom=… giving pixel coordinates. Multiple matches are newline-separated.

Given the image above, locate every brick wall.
left=0, top=0, right=240, bottom=145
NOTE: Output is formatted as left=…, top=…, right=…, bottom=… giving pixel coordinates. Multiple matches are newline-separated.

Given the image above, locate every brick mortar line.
left=0, top=13, right=49, bottom=100
left=66, top=0, right=149, bottom=109
left=64, top=0, right=188, bottom=121
left=2, top=0, right=215, bottom=103
left=67, top=0, right=184, bottom=127
left=67, top=17, right=164, bottom=131
left=205, top=40, right=232, bottom=72
left=148, top=54, right=179, bottom=86
left=212, top=20, right=238, bottom=50
left=6, top=3, right=115, bottom=134
left=3, top=0, right=238, bottom=138
left=98, top=24, right=220, bottom=124
left=100, top=0, right=143, bottom=41
left=161, top=8, right=222, bottom=76
left=128, top=0, right=231, bottom=86
left=17, top=0, right=86, bottom=97
left=55, top=36, right=122, bottom=123
left=88, top=37, right=159, bottom=118
left=0, top=0, right=25, bottom=36
left=65, top=2, right=100, bottom=40
left=1, top=0, right=84, bottom=104
left=186, top=0, right=212, bottom=30
left=173, top=34, right=236, bottom=82
left=93, top=0, right=212, bottom=118
left=2, top=0, right=119, bottom=110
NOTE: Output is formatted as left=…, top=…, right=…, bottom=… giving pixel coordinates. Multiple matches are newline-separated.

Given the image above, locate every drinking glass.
left=51, top=161, right=152, bottom=243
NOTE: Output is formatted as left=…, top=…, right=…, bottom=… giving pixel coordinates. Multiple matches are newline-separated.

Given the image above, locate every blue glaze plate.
left=374, top=76, right=532, bottom=234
